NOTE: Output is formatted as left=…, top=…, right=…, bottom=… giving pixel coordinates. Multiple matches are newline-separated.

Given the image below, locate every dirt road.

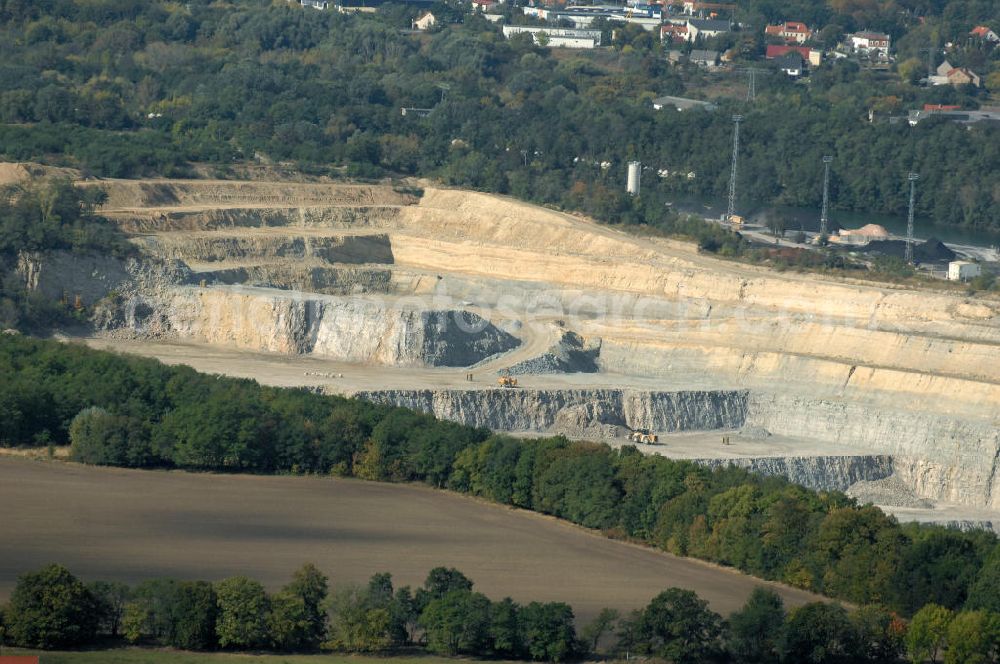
left=0, top=457, right=824, bottom=622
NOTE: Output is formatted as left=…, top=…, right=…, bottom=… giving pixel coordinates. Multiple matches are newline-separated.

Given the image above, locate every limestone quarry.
left=8, top=166, right=999, bottom=529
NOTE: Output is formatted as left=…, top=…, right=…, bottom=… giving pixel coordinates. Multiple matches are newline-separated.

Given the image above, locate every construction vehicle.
left=629, top=429, right=659, bottom=444
left=498, top=375, right=518, bottom=389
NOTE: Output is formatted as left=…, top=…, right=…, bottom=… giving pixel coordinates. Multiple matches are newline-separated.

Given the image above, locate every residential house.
left=660, top=23, right=689, bottom=43
left=773, top=51, right=805, bottom=76
left=300, top=0, right=329, bottom=8
left=686, top=18, right=731, bottom=41
left=471, top=0, right=495, bottom=12
left=927, top=59, right=953, bottom=85
left=932, top=60, right=982, bottom=87
left=924, top=104, right=960, bottom=111
left=970, top=26, right=999, bottom=43
left=849, top=31, right=890, bottom=59
left=947, top=67, right=981, bottom=87
left=651, top=95, right=718, bottom=111
left=766, top=44, right=821, bottom=66
left=688, top=49, right=721, bottom=66
left=764, top=21, right=812, bottom=44
left=412, top=11, right=436, bottom=30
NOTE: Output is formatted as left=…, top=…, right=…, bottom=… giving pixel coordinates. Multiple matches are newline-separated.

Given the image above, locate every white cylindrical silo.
left=627, top=161, right=641, bottom=195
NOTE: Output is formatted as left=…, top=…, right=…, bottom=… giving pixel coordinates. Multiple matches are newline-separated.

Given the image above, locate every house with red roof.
left=766, top=44, right=821, bottom=66
left=660, top=23, right=689, bottom=43
left=969, top=25, right=999, bottom=43
left=764, top=21, right=812, bottom=44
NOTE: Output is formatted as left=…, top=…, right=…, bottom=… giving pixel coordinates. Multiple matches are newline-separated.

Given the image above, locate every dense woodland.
left=2, top=335, right=998, bottom=633
left=0, top=0, right=997, bottom=229
left=11, top=562, right=993, bottom=663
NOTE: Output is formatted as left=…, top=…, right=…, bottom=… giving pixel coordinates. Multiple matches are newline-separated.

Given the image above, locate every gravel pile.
left=846, top=476, right=935, bottom=508
left=551, top=401, right=629, bottom=440
left=508, top=331, right=600, bottom=375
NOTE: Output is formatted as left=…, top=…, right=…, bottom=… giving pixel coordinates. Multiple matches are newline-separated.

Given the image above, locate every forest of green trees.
left=0, top=0, right=997, bottom=229
left=2, top=335, right=998, bottom=629
left=4, top=561, right=998, bottom=663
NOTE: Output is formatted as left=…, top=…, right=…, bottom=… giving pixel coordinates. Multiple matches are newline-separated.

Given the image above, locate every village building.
left=764, top=21, right=812, bottom=44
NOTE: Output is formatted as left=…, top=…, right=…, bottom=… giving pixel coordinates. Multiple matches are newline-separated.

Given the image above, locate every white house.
left=686, top=18, right=732, bottom=42
left=849, top=31, right=890, bottom=59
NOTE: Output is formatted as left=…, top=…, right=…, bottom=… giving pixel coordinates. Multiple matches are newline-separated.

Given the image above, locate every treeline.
left=0, top=563, right=579, bottom=658
left=0, top=0, right=997, bottom=229
left=2, top=335, right=998, bottom=622
left=5, top=563, right=1000, bottom=663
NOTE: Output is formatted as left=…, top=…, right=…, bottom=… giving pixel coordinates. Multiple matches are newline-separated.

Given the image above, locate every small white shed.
left=948, top=261, right=982, bottom=281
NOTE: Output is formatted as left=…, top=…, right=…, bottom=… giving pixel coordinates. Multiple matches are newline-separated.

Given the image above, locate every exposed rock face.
left=108, top=205, right=406, bottom=233
left=352, top=388, right=749, bottom=432
left=133, top=233, right=393, bottom=265
left=192, top=265, right=394, bottom=295
left=746, top=393, right=1000, bottom=509
left=14, top=250, right=129, bottom=306
left=694, top=455, right=894, bottom=492
left=138, top=288, right=520, bottom=367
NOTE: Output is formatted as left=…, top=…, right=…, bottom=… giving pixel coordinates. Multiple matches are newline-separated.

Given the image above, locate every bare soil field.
left=0, top=457, right=822, bottom=622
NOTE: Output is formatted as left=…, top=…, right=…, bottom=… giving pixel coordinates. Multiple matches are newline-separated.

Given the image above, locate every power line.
left=736, top=67, right=770, bottom=103
left=820, top=156, right=833, bottom=239
left=905, top=172, right=920, bottom=264
left=726, top=115, right=743, bottom=223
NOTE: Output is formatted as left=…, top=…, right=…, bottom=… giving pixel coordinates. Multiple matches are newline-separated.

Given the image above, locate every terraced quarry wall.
left=353, top=388, right=749, bottom=432
left=47, top=174, right=999, bottom=512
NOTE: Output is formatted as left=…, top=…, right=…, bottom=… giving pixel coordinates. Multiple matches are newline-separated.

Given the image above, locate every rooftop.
left=688, top=18, right=731, bottom=31
left=651, top=95, right=718, bottom=111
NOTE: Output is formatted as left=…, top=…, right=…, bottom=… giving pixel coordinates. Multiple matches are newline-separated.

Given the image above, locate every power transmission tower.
left=820, top=156, right=833, bottom=239
left=905, top=172, right=920, bottom=264
left=726, top=115, right=743, bottom=222
left=737, top=67, right=769, bottom=103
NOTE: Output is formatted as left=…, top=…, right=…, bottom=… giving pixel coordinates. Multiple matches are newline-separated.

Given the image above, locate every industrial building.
left=501, top=25, right=603, bottom=48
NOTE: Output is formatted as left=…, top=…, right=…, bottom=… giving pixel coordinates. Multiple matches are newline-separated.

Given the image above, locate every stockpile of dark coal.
left=916, top=238, right=957, bottom=262
left=860, top=238, right=956, bottom=262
